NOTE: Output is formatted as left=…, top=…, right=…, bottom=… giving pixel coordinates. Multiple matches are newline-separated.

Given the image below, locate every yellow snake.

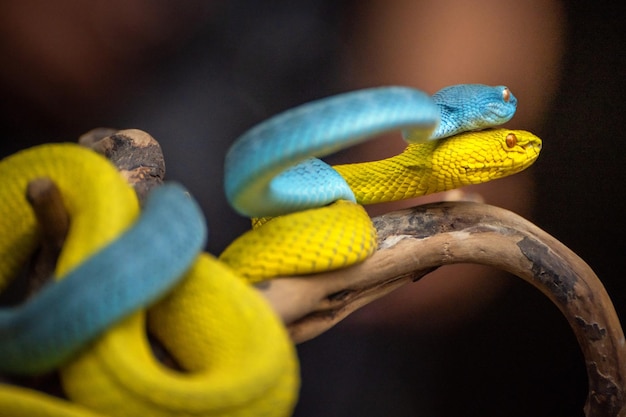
left=0, top=87, right=542, bottom=416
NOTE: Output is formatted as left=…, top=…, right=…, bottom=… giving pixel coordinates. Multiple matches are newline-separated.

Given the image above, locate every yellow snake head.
left=422, top=128, right=542, bottom=192
left=334, top=128, right=542, bottom=204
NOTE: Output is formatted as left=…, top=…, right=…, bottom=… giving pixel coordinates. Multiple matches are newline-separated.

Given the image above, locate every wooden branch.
left=257, top=201, right=626, bottom=417
left=24, top=178, right=69, bottom=294
left=79, top=128, right=165, bottom=203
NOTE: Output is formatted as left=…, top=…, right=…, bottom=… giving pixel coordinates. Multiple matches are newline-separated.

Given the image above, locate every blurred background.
left=1, top=1, right=624, bottom=416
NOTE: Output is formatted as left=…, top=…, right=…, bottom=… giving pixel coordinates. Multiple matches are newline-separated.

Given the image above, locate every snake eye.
left=502, top=87, right=511, bottom=102
left=505, top=133, right=517, bottom=148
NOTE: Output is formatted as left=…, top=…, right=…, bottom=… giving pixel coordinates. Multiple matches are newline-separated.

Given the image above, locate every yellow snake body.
left=219, top=200, right=376, bottom=283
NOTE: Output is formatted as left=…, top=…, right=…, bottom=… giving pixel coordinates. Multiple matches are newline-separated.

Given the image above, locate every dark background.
left=1, top=2, right=624, bottom=416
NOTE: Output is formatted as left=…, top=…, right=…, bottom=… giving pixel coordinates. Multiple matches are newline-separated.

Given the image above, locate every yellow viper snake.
left=0, top=84, right=541, bottom=416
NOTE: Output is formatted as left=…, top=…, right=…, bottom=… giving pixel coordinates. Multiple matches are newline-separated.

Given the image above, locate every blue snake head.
left=430, top=84, right=518, bottom=139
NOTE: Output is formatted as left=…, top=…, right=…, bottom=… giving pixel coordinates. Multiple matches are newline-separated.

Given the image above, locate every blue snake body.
left=0, top=84, right=516, bottom=377
left=225, top=84, right=516, bottom=218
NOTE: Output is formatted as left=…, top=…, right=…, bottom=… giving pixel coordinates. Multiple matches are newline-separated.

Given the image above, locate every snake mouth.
left=522, top=141, right=542, bottom=161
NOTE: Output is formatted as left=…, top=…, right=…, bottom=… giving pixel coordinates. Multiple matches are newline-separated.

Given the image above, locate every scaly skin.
left=220, top=200, right=377, bottom=283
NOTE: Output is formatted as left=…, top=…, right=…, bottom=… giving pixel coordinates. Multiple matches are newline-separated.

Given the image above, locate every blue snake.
left=225, top=84, right=516, bottom=218
left=0, top=84, right=540, bottom=417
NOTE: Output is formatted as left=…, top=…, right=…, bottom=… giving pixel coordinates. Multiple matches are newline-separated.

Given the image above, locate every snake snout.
left=526, top=141, right=541, bottom=152
left=525, top=137, right=542, bottom=156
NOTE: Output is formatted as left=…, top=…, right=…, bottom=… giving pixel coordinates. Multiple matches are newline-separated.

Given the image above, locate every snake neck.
left=332, top=142, right=442, bottom=205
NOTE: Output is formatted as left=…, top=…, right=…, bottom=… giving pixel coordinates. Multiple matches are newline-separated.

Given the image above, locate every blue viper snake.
left=0, top=84, right=541, bottom=416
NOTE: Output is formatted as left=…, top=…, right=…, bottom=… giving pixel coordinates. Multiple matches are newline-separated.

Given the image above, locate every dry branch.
left=24, top=178, right=69, bottom=294
left=258, top=201, right=626, bottom=417
left=79, top=128, right=165, bottom=203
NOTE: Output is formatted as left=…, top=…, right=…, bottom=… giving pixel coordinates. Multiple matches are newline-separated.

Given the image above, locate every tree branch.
left=258, top=201, right=626, bottom=417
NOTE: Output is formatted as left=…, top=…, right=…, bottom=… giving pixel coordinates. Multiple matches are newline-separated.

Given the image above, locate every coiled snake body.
left=0, top=84, right=541, bottom=416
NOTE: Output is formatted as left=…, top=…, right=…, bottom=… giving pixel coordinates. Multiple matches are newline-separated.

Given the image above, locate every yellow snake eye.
left=505, top=133, right=517, bottom=148
left=502, top=87, right=511, bottom=102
